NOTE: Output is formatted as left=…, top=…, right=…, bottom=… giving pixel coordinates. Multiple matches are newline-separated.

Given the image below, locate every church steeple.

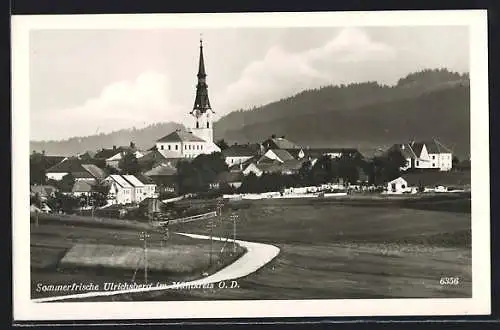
left=191, top=36, right=212, bottom=116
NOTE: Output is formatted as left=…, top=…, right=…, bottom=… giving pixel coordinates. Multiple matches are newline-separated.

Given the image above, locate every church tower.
left=190, top=37, right=215, bottom=143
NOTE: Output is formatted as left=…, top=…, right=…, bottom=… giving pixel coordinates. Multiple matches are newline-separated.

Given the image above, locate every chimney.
left=113, top=145, right=116, bottom=150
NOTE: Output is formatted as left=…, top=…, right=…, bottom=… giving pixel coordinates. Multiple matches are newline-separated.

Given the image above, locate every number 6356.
left=440, top=277, right=459, bottom=285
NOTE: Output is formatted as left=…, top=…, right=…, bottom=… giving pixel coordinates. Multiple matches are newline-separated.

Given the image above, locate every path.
left=32, top=233, right=280, bottom=303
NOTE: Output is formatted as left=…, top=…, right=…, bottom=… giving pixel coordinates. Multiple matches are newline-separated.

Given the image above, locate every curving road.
left=32, top=233, right=280, bottom=303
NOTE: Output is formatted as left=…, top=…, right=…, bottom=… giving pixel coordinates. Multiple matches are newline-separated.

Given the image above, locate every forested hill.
left=30, top=122, right=184, bottom=156
left=31, top=69, right=470, bottom=159
left=214, top=69, right=470, bottom=159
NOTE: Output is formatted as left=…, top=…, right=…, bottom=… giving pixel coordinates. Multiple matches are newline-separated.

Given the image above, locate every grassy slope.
left=31, top=217, right=245, bottom=299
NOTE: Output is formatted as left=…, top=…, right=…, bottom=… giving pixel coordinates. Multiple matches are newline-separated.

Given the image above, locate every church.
left=155, top=38, right=221, bottom=159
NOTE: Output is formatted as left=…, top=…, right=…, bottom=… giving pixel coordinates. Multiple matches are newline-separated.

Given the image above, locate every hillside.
left=30, top=69, right=470, bottom=159
left=30, top=122, right=184, bottom=156
left=214, top=69, right=470, bottom=159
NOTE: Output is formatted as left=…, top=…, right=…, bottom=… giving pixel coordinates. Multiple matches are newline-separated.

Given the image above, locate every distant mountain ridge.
left=30, top=69, right=470, bottom=159
left=30, top=122, right=184, bottom=156
left=214, top=68, right=470, bottom=159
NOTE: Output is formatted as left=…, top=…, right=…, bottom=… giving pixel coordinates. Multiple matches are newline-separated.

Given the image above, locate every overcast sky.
left=29, top=26, right=469, bottom=141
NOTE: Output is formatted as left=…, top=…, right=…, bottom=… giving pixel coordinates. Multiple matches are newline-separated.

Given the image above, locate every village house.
left=102, top=174, right=158, bottom=204
left=94, top=142, right=144, bottom=169
left=45, top=157, right=107, bottom=183
left=210, top=171, right=244, bottom=190
left=143, top=162, right=178, bottom=193
left=222, top=143, right=262, bottom=166
left=387, top=139, right=453, bottom=171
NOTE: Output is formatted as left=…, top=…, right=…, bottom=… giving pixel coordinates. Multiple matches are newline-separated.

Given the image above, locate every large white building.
left=155, top=38, right=220, bottom=159
left=388, top=139, right=453, bottom=171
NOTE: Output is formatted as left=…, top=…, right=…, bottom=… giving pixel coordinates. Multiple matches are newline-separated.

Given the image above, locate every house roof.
left=122, top=175, right=145, bottom=187
left=72, top=181, right=94, bottom=193
left=262, top=137, right=301, bottom=150
left=419, top=139, right=453, bottom=154
left=157, top=149, right=184, bottom=159
left=94, top=148, right=127, bottom=159
left=269, top=149, right=295, bottom=162
left=157, top=129, right=206, bottom=143
left=46, top=157, right=86, bottom=173
left=81, top=164, right=106, bottom=180
left=72, top=171, right=95, bottom=179
left=144, top=163, right=178, bottom=177
left=107, top=174, right=133, bottom=188
left=223, top=144, right=260, bottom=157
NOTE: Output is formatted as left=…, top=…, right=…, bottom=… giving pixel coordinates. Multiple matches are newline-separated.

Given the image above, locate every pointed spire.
left=191, top=35, right=212, bottom=115
left=198, top=35, right=206, bottom=78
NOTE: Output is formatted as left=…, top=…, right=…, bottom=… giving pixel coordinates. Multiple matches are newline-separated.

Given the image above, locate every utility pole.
left=230, top=213, right=238, bottom=253
left=139, top=231, right=150, bottom=284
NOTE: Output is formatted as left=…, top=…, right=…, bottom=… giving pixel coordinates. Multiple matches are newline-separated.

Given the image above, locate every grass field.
left=125, top=197, right=471, bottom=301
left=31, top=216, right=245, bottom=299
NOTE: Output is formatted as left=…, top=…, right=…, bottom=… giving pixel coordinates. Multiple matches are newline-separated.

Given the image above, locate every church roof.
left=156, top=129, right=206, bottom=143
left=191, top=38, right=213, bottom=115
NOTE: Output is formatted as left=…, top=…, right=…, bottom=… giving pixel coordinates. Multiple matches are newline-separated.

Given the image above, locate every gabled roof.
left=262, top=137, right=301, bottom=150
left=157, top=149, right=183, bottom=159
left=144, top=163, right=178, bottom=177
left=410, top=142, right=425, bottom=157
left=107, top=175, right=133, bottom=188
left=46, top=157, right=86, bottom=173
left=223, top=144, right=260, bottom=157
left=421, top=139, right=453, bottom=154
left=122, top=175, right=145, bottom=187
left=268, top=149, right=295, bottom=162
left=81, top=164, right=107, bottom=180
left=94, top=148, right=127, bottom=159
left=157, top=129, right=206, bottom=143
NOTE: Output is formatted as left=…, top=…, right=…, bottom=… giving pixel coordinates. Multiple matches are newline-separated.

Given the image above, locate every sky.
left=29, top=26, right=469, bottom=141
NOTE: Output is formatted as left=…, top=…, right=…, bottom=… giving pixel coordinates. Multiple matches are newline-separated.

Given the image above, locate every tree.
left=452, top=156, right=460, bottom=169
left=46, top=192, right=79, bottom=214
left=176, top=152, right=228, bottom=194
left=118, top=151, right=140, bottom=175
left=57, top=174, right=75, bottom=193
left=215, top=139, right=229, bottom=151
left=30, top=153, right=47, bottom=185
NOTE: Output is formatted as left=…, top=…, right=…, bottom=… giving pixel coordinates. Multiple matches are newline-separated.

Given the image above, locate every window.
left=416, top=161, right=420, bottom=166
left=168, top=145, right=171, bottom=150
left=160, top=145, right=164, bottom=150
left=201, top=145, right=203, bottom=150
left=175, top=145, right=178, bottom=150
left=402, top=185, right=406, bottom=189
left=184, top=145, right=187, bottom=150
left=432, top=163, right=436, bottom=167
left=432, top=155, right=435, bottom=160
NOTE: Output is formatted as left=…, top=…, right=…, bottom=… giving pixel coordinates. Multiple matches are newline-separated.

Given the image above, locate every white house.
left=45, top=157, right=106, bottom=183
left=388, top=139, right=453, bottom=171
left=262, top=149, right=295, bottom=163
left=154, top=39, right=221, bottom=160
left=386, top=177, right=412, bottom=194
left=103, top=175, right=133, bottom=205
left=121, top=175, right=157, bottom=203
